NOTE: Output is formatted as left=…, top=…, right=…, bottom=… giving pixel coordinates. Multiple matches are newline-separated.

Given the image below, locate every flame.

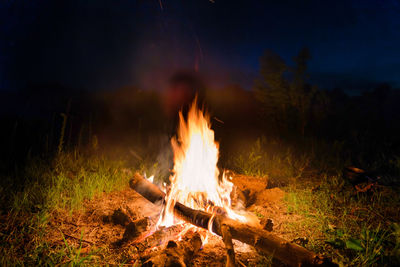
left=158, top=98, right=247, bottom=229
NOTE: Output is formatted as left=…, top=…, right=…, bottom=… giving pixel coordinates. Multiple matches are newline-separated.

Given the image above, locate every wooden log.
left=221, top=224, right=236, bottom=267
left=133, top=224, right=185, bottom=253
left=142, top=231, right=202, bottom=267
left=130, top=173, right=337, bottom=267
left=119, top=217, right=151, bottom=244
left=113, top=216, right=151, bottom=247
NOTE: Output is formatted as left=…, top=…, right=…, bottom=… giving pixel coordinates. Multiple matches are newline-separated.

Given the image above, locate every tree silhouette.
left=254, top=48, right=322, bottom=136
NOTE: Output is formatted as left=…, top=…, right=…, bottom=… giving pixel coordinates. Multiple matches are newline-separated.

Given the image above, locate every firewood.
left=263, top=218, right=274, bottom=232
left=114, top=216, right=150, bottom=246
left=130, top=173, right=337, bottom=267
left=221, top=224, right=236, bottom=267
left=133, top=224, right=185, bottom=253
left=122, top=217, right=150, bottom=240
left=142, top=231, right=202, bottom=267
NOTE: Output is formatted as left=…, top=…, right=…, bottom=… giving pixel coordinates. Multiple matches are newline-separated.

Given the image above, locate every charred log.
left=114, top=216, right=151, bottom=246
left=134, top=224, right=186, bottom=253
left=130, top=173, right=337, bottom=267
left=142, top=231, right=202, bottom=267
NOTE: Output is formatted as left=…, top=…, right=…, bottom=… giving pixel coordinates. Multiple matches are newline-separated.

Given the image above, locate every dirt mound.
left=232, top=173, right=285, bottom=207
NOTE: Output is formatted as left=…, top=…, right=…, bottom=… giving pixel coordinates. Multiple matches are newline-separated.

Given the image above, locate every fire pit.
left=127, top=99, right=336, bottom=267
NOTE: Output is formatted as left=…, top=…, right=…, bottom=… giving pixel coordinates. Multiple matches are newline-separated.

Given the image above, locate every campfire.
left=128, top=99, right=336, bottom=267
left=159, top=98, right=251, bottom=230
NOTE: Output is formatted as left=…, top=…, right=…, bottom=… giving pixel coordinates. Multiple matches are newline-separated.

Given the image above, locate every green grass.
left=1, top=135, right=399, bottom=265
left=8, top=151, right=128, bottom=214
left=0, top=148, right=131, bottom=265
left=231, top=137, right=400, bottom=266
left=231, top=137, right=311, bottom=179
left=283, top=180, right=400, bottom=266
left=0, top=213, right=101, bottom=266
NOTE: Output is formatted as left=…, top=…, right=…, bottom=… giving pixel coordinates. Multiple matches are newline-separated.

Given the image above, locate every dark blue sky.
left=1, top=0, right=400, bottom=92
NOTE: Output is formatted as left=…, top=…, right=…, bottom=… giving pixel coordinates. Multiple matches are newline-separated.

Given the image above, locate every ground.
left=1, top=148, right=400, bottom=266
left=43, top=172, right=287, bottom=266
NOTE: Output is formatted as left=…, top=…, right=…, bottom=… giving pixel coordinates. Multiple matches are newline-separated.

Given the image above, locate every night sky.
left=1, top=0, right=400, bottom=93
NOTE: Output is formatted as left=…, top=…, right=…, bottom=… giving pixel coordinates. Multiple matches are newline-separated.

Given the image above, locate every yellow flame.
left=159, top=98, right=247, bottom=228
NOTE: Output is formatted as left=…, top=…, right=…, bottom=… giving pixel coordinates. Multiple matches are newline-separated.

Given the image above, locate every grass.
left=231, top=137, right=311, bottom=179
left=1, top=134, right=399, bottom=266
left=283, top=180, right=400, bottom=266
left=0, top=147, right=131, bottom=265
left=9, top=151, right=128, bottom=214
left=232, top=137, right=400, bottom=266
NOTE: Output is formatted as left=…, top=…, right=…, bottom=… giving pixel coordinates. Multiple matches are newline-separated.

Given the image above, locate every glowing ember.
left=158, top=98, right=247, bottom=229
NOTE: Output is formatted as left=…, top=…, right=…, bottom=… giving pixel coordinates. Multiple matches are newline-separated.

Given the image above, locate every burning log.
left=134, top=224, right=185, bottom=253
left=130, top=173, right=337, bottom=267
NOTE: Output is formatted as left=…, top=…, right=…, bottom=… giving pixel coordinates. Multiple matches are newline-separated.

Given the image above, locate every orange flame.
left=158, top=98, right=247, bottom=229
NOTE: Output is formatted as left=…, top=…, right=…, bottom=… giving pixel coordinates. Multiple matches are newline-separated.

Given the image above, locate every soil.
left=46, top=172, right=303, bottom=266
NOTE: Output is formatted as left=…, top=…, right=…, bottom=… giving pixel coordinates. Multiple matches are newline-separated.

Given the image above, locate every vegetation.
left=231, top=138, right=400, bottom=266
left=254, top=48, right=325, bottom=137
left=0, top=146, right=130, bottom=265
left=9, top=155, right=125, bottom=215
left=1, top=48, right=400, bottom=266
left=1, top=130, right=398, bottom=265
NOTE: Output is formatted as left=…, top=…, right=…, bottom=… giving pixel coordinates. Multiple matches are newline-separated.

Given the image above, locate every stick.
left=221, top=224, right=236, bottom=267
left=56, top=228, right=94, bottom=245
left=130, top=173, right=337, bottom=267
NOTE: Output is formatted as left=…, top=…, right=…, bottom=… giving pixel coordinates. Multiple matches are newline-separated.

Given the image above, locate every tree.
left=254, top=48, right=322, bottom=136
